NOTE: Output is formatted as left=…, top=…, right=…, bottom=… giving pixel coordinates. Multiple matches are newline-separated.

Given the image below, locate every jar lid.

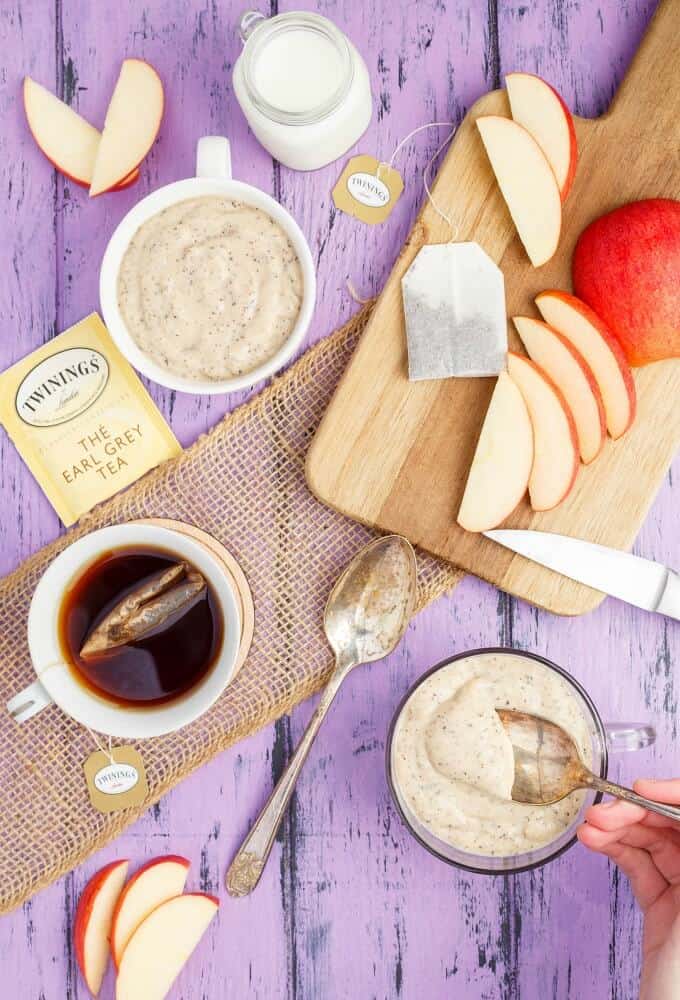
left=240, top=11, right=354, bottom=126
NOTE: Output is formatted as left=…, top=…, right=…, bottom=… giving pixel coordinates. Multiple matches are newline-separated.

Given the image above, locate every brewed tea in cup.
left=59, top=546, right=224, bottom=707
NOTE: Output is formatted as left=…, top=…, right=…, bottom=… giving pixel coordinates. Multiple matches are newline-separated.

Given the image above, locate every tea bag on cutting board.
left=402, top=242, right=507, bottom=381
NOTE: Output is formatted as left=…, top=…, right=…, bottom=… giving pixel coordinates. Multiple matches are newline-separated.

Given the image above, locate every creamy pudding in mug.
left=117, top=195, right=303, bottom=381
left=392, top=650, right=593, bottom=857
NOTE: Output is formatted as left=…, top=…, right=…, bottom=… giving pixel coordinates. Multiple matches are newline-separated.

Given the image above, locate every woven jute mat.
left=0, top=303, right=462, bottom=914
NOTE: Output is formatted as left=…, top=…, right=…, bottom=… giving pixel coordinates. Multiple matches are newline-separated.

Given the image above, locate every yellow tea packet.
left=0, top=313, right=181, bottom=525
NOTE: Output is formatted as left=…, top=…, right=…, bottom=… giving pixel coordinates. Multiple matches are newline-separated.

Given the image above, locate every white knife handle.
left=656, top=570, right=680, bottom=620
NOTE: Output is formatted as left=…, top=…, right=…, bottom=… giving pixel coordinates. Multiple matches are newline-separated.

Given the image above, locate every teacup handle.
left=196, top=136, right=232, bottom=180
left=605, top=722, right=656, bottom=752
left=7, top=679, right=53, bottom=723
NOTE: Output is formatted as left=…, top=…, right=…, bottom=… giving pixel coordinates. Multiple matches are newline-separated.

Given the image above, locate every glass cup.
left=386, top=648, right=655, bottom=875
left=232, top=10, right=373, bottom=170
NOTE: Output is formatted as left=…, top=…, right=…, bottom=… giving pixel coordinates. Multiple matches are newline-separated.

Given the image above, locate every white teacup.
left=99, top=136, right=316, bottom=394
left=7, top=523, right=242, bottom=739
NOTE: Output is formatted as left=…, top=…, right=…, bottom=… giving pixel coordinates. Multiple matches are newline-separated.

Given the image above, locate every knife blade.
left=483, top=528, right=680, bottom=618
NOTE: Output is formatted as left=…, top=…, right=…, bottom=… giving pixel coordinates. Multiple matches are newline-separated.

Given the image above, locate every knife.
left=484, top=529, right=680, bottom=619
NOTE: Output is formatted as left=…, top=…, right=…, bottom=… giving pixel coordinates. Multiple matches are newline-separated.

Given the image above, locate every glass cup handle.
left=196, top=137, right=232, bottom=181
left=605, top=722, right=656, bottom=752
left=239, top=10, right=266, bottom=43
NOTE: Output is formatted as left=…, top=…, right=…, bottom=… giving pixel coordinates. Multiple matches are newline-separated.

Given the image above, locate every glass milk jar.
left=233, top=10, right=373, bottom=171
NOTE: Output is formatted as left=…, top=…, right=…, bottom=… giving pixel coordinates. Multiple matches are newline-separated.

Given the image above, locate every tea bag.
left=402, top=242, right=507, bottom=381
left=80, top=562, right=207, bottom=658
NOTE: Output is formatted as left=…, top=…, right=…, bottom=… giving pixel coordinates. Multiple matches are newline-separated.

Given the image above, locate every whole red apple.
left=572, top=198, right=680, bottom=366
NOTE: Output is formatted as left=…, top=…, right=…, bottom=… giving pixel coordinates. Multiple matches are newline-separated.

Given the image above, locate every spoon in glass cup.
left=497, top=709, right=680, bottom=821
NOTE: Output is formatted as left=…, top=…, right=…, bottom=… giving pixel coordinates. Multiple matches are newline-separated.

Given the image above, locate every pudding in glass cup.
left=386, top=648, right=655, bottom=874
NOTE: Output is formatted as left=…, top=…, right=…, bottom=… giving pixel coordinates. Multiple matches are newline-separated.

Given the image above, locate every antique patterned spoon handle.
left=585, top=774, right=680, bottom=822
left=225, top=661, right=349, bottom=896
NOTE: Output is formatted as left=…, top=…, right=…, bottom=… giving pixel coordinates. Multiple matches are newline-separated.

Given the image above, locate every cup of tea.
left=7, top=523, right=243, bottom=738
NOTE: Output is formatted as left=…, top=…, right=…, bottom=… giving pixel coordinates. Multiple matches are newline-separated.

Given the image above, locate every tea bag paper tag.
left=332, top=155, right=404, bottom=225
left=401, top=242, right=507, bottom=381
left=83, top=746, right=148, bottom=814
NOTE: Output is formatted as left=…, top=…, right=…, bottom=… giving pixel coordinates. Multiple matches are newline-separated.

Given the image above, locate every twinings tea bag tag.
left=332, top=155, right=404, bottom=225
left=83, top=745, right=148, bottom=814
left=402, top=242, right=507, bottom=381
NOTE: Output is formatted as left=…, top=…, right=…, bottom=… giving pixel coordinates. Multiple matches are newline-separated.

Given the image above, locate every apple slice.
left=112, top=169, right=140, bottom=191
left=507, top=352, right=579, bottom=511
left=110, top=855, right=190, bottom=968
left=476, top=115, right=562, bottom=267
left=90, top=59, right=164, bottom=197
left=505, top=73, right=578, bottom=201
left=74, top=859, right=129, bottom=997
left=116, top=893, right=219, bottom=1000
left=513, top=316, right=606, bottom=464
left=24, top=77, right=100, bottom=186
left=457, top=371, right=534, bottom=532
left=535, top=291, right=636, bottom=439
left=23, top=77, right=140, bottom=190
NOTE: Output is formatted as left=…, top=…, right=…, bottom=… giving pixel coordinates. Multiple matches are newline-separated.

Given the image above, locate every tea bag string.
left=85, top=726, right=116, bottom=765
left=346, top=122, right=459, bottom=305
left=377, top=121, right=458, bottom=240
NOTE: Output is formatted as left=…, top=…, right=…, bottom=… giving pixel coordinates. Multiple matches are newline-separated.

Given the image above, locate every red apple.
left=90, top=59, right=164, bottom=197
left=476, top=115, right=562, bottom=267
left=457, top=371, right=534, bottom=532
left=573, top=199, right=680, bottom=366
left=535, top=290, right=636, bottom=439
left=506, top=72, right=578, bottom=201
left=74, top=859, right=129, bottom=996
left=513, top=316, right=606, bottom=464
left=115, top=893, right=219, bottom=1000
left=23, top=77, right=139, bottom=190
left=507, top=351, right=579, bottom=511
left=110, top=855, right=190, bottom=968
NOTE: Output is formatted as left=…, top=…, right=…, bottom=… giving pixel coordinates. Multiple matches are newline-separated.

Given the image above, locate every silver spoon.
left=497, top=709, right=680, bottom=821
left=225, top=535, right=418, bottom=896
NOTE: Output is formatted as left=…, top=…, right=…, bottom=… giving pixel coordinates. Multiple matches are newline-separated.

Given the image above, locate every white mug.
left=6, top=523, right=242, bottom=739
left=99, top=136, right=317, bottom=394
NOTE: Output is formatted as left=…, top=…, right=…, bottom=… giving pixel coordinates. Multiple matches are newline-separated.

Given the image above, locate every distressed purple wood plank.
left=0, top=1, right=672, bottom=999
left=0, top=1, right=61, bottom=577
left=274, top=3, right=517, bottom=997
left=495, top=3, right=670, bottom=999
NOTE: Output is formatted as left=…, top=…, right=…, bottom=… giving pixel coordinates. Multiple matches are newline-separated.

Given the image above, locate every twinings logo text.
left=93, top=762, right=140, bottom=796
left=16, top=348, right=110, bottom=428
left=346, top=171, right=391, bottom=208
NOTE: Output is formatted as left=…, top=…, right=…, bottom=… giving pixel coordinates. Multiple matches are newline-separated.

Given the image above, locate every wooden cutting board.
left=307, top=0, right=680, bottom=616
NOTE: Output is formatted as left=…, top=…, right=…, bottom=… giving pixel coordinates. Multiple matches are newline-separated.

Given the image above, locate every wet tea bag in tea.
left=80, top=562, right=207, bottom=657
left=61, top=546, right=223, bottom=707
left=402, top=242, right=507, bottom=381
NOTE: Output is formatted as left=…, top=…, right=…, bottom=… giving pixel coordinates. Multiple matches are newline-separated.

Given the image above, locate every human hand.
left=578, top=779, right=680, bottom=1000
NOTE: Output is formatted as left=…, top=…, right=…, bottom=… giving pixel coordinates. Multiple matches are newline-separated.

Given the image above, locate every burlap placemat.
left=0, top=303, right=462, bottom=914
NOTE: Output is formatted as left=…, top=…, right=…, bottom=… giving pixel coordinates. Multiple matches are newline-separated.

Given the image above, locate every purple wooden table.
left=0, top=1, right=673, bottom=997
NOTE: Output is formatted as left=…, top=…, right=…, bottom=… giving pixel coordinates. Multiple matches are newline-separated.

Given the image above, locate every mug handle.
left=196, top=136, right=232, bottom=181
left=605, top=722, right=655, bottom=752
left=7, top=679, right=53, bottom=723
left=239, top=10, right=266, bottom=42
